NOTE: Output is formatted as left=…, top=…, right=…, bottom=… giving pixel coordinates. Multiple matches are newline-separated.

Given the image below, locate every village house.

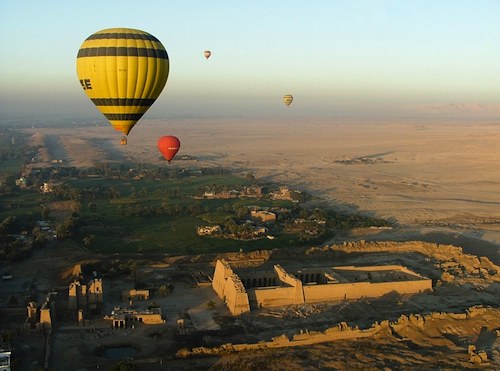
left=250, top=210, right=277, bottom=223
left=15, top=177, right=27, bottom=189
left=0, top=349, right=11, bottom=371
left=242, top=186, right=263, bottom=197
left=40, top=181, right=61, bottom=194
left=271, top=186, right=297, bottom=201
left=196, top=225, right=222, bottom=236
left=122, top=289, right=150, bottom=303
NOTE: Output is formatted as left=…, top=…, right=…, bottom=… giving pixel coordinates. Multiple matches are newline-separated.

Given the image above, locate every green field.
left=0, top=166, right=390, bottom=256
left=0, top=191, right=51, bottom=225
left=1, top=145, right=389, bottom=257
left=63, top=173, right=302, bottom=254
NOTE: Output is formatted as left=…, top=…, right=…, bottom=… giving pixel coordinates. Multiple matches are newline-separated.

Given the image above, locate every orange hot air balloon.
left=158, top=135, right=181, bottom=163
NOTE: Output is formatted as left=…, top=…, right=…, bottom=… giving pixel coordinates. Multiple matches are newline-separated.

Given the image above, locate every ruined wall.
left=39, top=296, right=55, bottom=328
left=139, top=313, right=164, bottom=325
left=274, top=265, right=304, bottom=305
left=177, top=306, right=500, bottom=358
left=223, top=274, right=250, bottom=315
left=301, top=241, right=499, bottom=282
left=87, top=278, right=103, bottom=304
left=248, top=286, right=298, bottom=308
left=303, top=279, right=432, bottom=303
left=122, top=289, right=150, bottom=302
left=27, top=302, right=37, bottom=326
left=39, top=308, right=51, bottom=327
left=212, top=259, right=232, bottom=299
left=212, top=260, right=250, bottom=315
left=68, top=281, right=79, bottom=310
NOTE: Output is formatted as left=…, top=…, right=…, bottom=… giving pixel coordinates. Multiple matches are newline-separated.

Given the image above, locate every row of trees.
left=116, top=202, right=207, bottom=217
left=22, top=163, right=229, bottom=187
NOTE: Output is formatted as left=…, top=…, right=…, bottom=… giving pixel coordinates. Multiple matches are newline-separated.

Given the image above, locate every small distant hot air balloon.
left=76, top=28, right=170, bottom=143
left=158, top=135, right=181, bottom=163
left=203, top=50, right=212, bottom=59
left=283, top=94, right=293, bottom=106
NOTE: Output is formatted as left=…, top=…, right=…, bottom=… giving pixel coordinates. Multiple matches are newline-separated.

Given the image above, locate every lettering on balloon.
left=80, top=79, right=92, bottom=90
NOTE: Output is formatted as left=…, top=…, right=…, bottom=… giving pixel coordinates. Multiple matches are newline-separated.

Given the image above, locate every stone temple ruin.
left=212, top=259, right=432, bottom=315
left=67, top=264, right=103, bottom=326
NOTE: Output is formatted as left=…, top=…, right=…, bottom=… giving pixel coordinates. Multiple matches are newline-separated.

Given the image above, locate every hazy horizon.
left=2, top=1, right=500, bottom=123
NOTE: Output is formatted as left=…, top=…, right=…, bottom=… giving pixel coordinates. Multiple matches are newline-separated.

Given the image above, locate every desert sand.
left=24, top=118, right=500, bottom=253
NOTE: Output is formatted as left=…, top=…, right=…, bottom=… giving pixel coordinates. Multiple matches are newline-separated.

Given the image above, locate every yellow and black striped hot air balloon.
left=76, top=28, right=169, bottom=140
left=283, top=94, right=293, bottom=106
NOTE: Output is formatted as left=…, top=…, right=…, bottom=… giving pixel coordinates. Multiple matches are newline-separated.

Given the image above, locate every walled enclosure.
left=212, top=259, right=432, bottom=315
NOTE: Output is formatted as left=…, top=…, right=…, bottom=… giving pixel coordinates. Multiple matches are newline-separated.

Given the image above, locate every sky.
left=1, top=0, right=500, bottom=122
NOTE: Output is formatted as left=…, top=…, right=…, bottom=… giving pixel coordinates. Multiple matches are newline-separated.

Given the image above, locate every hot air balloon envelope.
left=76, top=28, right=170, bottom=137
left=283, top=94, right=293, bottom=106
left=158, top=135, right=181, bottom=163
left=203, top=50, right=212, bottom=59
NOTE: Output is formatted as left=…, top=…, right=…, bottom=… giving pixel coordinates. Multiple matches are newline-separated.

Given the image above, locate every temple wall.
left=68, top=282, right=78, bottom=310
left=212, top=259, right=432, bottom=314
left=212, top=259, right=233, bottom=299
left=303, top=279, right=432, bottom=303
left=274, top=265, right=304, bottom=304
left=140, top=314, right=164, bottom=324
left=224, top=275, right=250, bottom=315
left=212, top=260, right=251, bottom=315
left=87, top=278, right=103, bottom=304
left=249, top=286, right=298, bottom=308
left=39, top=308, right=52, bottom=327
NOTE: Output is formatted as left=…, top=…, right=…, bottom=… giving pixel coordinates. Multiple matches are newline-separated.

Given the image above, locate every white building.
left=0, top=350, right=11, bottom=371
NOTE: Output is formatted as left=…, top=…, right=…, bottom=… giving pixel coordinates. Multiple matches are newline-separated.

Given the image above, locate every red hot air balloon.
left=158, top=135, right=181, bottom=163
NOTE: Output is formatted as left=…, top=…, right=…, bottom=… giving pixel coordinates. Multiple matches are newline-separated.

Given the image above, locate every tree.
left=88, top=202, right=97, bottom=212
left=55, top=215, right=79, bottom=240
left=207, top=300, right=216, bottom=310
left=0, top=216, right=19, bottom=236
left=83, top=235, right=94, bottom=247
left=32, top=226, right=47, bottom=247
left=72, top=201, right=82, bottom=214
left=41, top=205, right=50, bottom=220
left=290, top=190, right=304, bottom=202
left=110, top=361, right=136, bottom=371
left=139, top=187, right=148, bottom=198
left=187, top=202, right=203, bottom=216
left=157, top=284, right=171, bottom=297
left=129, top=186, right=136, bottom=196
left=246, top=172, right=256, bottom=183
left=108, top=186, right=120, bottom=199
left=0, top=174, right=16, bottom=193
left=235, top=205, right=248, bottom=219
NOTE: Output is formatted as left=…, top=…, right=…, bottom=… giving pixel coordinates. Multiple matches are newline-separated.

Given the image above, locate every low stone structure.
left=250, top=210, right=276, bottom=223
left=271, top=186, right=297, bottom=201
left=104, top=307, right=165, bottom=328
left=25, top=292, right=57, bottom=333
left=177, top=306, right=500, bottom=358
left=122, top=289, right=150, bottom=302
left=212, top=259, right=432, bottom=315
